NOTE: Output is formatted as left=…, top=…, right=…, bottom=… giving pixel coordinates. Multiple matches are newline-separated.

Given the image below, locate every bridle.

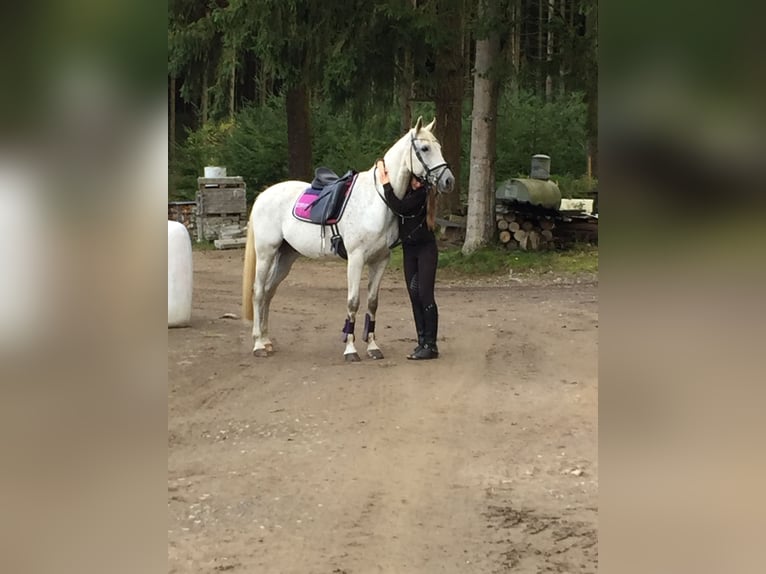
left=373, top=130, right=451, bottom=213
left=409, top=132, right=451, bottom=189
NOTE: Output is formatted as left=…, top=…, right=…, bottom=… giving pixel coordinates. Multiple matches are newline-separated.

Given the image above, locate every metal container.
left=495, top=178, right=561, bottom=210
left=530, top=154, right=551, bottom=180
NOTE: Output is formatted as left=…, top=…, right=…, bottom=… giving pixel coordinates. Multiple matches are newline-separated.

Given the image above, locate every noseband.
left=410, top=133, right=450, bottom=189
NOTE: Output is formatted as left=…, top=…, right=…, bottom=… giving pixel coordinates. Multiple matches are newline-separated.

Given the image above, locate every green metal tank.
left=495, top=177, right=561, bottom=210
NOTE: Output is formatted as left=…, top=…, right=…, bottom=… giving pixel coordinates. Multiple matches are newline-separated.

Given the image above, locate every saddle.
left=292, top=167, right=358, bottom=260
left=293, top=168, right=357, bottom=226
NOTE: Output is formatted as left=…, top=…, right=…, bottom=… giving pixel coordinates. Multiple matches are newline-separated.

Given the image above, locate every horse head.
left=408, top=117, right=455, bottom=195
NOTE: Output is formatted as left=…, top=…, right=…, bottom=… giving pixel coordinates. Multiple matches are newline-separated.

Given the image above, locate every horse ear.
left=424, top=118, right=436, bottom=133
left=413, top=116, right=423, bottom=132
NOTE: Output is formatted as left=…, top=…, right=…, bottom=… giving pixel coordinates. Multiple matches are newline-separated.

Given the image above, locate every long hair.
left=426, top=187, right=438, bottom=231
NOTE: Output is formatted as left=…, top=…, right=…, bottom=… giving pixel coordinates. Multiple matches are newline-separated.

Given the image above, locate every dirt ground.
left=168, top=249, right=598, bottom=574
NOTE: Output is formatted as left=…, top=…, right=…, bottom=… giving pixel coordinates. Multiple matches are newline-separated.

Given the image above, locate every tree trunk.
left=462, top=0, right=500, bottom=255
left=399, top=0, right=418, bottom=132
left=258, top=62, right=266, bottom=106
left=201, top=65, right=209, bottom=126
left=559, top=0, right=566, bottom=97
left=286, top=83, right=313, bottom=181
left=435, top=0, right=465, bottom=216
left=169, top=75, right=176, bottom=161
left=585, top=0, right=598, bottom=178
left=510, top=0, right=522, bottom=93
left=169, top=74, right=176, bottom=198
left=545, top=0, right=554, bottom=101
left=399, top=48, right=413, bottom=133
left=229, top=49, right=236, bottom=120
left=537, top=0, right=544, bottom=97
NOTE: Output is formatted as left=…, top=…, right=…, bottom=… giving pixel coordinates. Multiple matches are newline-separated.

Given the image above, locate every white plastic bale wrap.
left=167, top=221, right=192, bottom=327
left=0, top=163, right=48, bottom=352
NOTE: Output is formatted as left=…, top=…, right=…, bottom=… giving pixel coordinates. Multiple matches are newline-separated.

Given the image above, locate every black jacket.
left=383, top=183, right=435, bottom=246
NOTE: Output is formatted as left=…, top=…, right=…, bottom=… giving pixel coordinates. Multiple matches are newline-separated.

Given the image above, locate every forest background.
left=169, top=0, right=597, bottom=250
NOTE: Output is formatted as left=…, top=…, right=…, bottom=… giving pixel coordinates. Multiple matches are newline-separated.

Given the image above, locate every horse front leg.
left=362, top=253, right=390, bottom=360
left=342, top=252, right=365, bottom=362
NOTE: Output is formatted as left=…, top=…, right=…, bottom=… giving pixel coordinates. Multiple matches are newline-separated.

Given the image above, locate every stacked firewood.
left=495, top=210, right=557, bottom=251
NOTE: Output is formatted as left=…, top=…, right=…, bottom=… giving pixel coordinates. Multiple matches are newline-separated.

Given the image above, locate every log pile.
left=168, top=201, right=197, bottom=239
left=495, top=202, right=598, bottom=250
left=495, top=209, right=558, bottom=251
left=553, top=216, right=598, bottom=245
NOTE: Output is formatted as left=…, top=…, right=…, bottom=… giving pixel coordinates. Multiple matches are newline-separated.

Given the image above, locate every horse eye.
left=421, top=145, right=430, bottom=152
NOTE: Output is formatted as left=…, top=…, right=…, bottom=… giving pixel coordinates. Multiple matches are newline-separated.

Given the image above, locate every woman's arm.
left=383, top=183, right=424, bottom=215
left=377, top=159, right=424, bottom=215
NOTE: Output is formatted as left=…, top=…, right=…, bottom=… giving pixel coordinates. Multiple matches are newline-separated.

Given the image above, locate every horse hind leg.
left=251, top=246, right=275, bottom=356
left=253, top=242, right=300, bottom=357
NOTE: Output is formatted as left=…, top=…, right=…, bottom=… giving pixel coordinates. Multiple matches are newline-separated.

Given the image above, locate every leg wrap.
left=362, top=313, right=375, bottom=343
left=341, top=318, right=355, bottom=342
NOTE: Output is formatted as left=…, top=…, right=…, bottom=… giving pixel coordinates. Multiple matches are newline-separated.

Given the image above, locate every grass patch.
left=441, top=244, right=597, bottom=276
left=192, top=240, right=217, bottom=251
left=388, top=243, right=597, bottom=277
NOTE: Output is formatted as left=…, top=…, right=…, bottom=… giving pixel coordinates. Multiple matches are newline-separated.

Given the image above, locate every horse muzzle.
left=430, top=165, right=455, bottom=194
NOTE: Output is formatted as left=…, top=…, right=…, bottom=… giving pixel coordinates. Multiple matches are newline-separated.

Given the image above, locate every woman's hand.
left=376, top=159, right=390, bottom=186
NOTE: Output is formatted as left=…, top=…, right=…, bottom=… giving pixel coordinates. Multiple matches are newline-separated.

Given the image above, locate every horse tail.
left=241, top=218, right=256, bottom=321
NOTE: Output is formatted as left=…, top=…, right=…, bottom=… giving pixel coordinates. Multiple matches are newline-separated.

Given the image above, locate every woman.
left=376, top=159, right=440, bottom=360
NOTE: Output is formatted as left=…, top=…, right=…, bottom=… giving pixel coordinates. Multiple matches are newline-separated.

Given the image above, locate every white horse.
left=241, top=117, right=455, bottom=361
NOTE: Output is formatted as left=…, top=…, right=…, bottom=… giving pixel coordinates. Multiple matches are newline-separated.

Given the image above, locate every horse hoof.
left=253, top=348, right=270, bottom=357
left=367, top=349, right=384, bottom=360
left=344, top=353, right=361, bottom=363
left=264, top=343, right=274, bottom=353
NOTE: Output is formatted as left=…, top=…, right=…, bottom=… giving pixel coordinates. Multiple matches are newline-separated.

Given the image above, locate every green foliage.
left=170, top=98, right=288, bottom=203
left=495, top=90, right=588, bottom=181
left=191, top=240, right=217, bottom=252
left=501, top=246, right=599, bottom=274
left=171, top=99, right=447, bottom=203
left=553, top=174, right=598, bottom=199
left=364, top=244, right=598, bottom=278
left=171, top=91, right=592, bottom=204
left=438, top=246, right=511, bottom=274
left=387, top=245, right=404, bottom=272
left=221, top=98, right=289, bottom=200
left=170, top=120, right=235, bottom=201
left=436, top=245, right=598, bottom=276
left=311, top=104, right=401, bottom=172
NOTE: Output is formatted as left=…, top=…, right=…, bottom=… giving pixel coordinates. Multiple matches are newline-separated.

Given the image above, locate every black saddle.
left=311, top=167, right=341, bottom=190
left=307, top=168, right=356, bottom=225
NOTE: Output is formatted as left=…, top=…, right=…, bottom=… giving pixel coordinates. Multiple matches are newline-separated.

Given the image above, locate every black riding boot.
left=411, top=302, right=426, bottom=354
left=408, top=304, right=439, bottom=360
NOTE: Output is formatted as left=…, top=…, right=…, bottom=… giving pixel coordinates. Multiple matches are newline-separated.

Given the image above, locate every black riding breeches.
left=403, top=241, right=438, bottom=309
